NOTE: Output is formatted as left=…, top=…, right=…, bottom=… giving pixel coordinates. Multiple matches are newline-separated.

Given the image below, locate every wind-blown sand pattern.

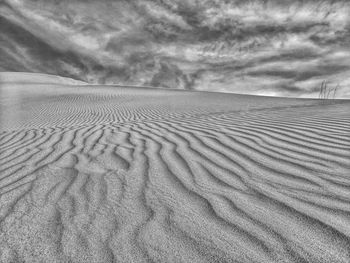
left=1, top=74, right=350, bottom=263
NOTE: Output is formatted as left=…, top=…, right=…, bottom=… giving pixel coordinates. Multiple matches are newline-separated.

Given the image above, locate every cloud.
left=1, top=0, right=350, bottom=97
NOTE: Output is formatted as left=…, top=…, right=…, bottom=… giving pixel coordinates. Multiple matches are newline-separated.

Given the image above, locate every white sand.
left=0, top=73, right=350, bottom=263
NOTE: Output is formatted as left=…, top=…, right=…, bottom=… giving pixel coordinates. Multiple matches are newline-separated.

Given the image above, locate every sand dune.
left=0, top=72, right=87, bottom=85
left=0, top=73, right=350, bottom=263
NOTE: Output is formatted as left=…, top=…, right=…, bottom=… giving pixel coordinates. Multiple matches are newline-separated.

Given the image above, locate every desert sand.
left=0, top=73, right=350, bottom=263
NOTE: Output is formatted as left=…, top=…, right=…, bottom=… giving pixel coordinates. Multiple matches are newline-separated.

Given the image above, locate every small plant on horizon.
left=318, top=81, right=338, bottom=99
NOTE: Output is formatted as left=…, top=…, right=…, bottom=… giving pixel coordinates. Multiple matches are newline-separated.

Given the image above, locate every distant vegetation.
left=319, top=80, right=338, bottom=99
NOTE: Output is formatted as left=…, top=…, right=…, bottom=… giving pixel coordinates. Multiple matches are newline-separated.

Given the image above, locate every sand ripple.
left=1, top=80, right=350, bottom=263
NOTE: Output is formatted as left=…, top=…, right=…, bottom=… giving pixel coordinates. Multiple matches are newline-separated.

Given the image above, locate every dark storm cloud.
left=0, top=15, right=88, bottom=78
left=1, top=0, right=350, bottom=97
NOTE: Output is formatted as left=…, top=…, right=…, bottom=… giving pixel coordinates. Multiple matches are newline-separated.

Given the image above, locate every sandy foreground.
left=0, top=73, right=350, bottom=263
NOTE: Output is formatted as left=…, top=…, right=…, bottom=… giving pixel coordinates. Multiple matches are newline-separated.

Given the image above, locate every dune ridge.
left=0, top=76, right=350, bottom=263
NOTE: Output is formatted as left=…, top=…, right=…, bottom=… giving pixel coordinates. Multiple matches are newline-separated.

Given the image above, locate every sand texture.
left=1, top=74, right=350, bottom=263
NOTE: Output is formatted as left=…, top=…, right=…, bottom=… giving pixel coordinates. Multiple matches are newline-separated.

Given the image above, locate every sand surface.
left=1, top=73, right=350, bottom=263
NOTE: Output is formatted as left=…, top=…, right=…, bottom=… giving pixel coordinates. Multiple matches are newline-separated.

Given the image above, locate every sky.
left=1, top=0, right=350, bottom=98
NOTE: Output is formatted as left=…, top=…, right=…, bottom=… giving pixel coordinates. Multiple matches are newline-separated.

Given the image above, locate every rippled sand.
left=1, top=73, right=350, bottom=263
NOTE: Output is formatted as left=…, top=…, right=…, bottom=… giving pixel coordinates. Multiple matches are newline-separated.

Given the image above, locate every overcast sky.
left=1, top=0, right=350, bottom=97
